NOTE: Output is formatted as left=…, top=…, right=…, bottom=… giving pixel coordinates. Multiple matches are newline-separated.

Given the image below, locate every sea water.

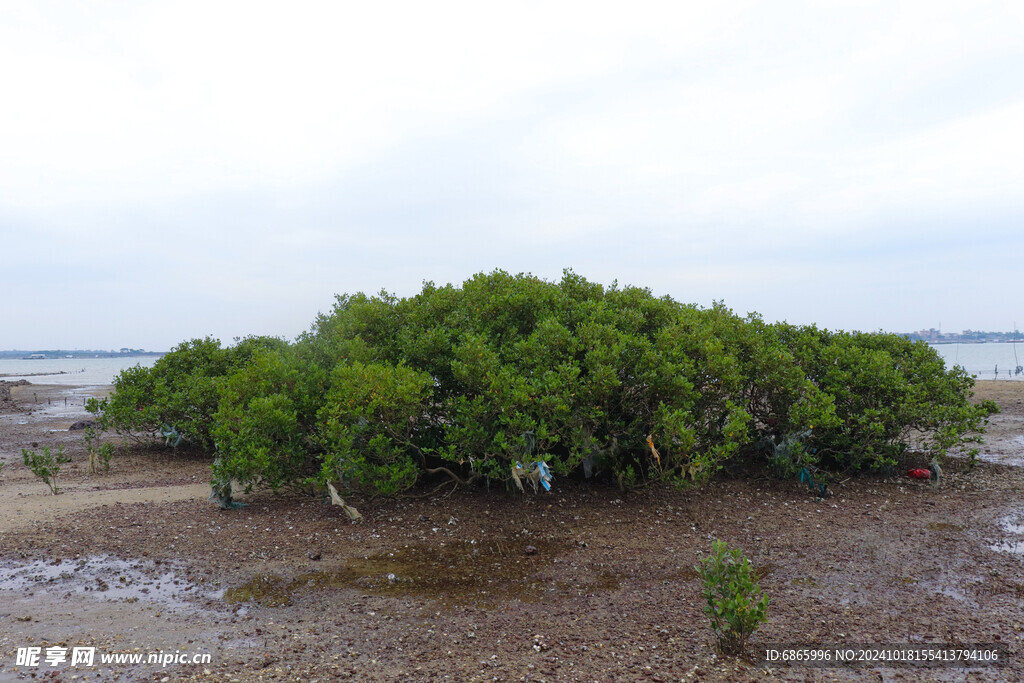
left=929, top=342, right=1024, bottom=381
left=0, top=356, right=160, bottom=386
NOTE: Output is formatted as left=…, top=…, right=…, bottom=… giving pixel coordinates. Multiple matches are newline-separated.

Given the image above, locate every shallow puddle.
left=991, top=540, right=1024, bottom=555
left=920, top=579, right=978, bottom=606
left=0, top=555, right=218, bottom=609
left=1002, top=519, right=1024, bottom=535
left=225, top=538, right=573, bottom=609
left=972, top=434, right=1024, bottom=467
left=990, top=512, right=1024, bottom=556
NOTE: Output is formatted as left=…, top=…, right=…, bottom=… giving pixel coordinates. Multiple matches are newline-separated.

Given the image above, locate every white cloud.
left=2, top=1, right=1023, bottom=349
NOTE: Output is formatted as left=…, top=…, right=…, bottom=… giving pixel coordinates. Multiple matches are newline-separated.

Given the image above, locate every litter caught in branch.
left=511, top=462, right=526, bottom=493
left=159, top=423, right=182, bottom=448
left=646, top=433, right=661, bottom=467
left=327, top=482, right=363, bottom=521
left=512, top=461, right=553, bottom=493
left=209, top=479, right=248, bottom=510
left=799, top=466, right=829, bottom=499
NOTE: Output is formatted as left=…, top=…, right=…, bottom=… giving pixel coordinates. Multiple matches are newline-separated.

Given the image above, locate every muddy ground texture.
left=1, top=381, right=1023, bottom=682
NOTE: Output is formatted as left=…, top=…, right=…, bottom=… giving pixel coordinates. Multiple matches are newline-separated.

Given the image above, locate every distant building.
left=901, top=328, right=1020, bottom=343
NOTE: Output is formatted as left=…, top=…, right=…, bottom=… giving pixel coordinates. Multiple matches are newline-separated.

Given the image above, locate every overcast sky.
left=3, top=1, right=1023, bottom=351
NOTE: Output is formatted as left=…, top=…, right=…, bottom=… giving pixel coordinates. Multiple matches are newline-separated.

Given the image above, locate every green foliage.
left=83, top=426, right=113, bottom=474
left=317, top=361, right=434, bottom=495
left=98, top=443, right=114, bottom=471
left=91, top=335, right=289, bottom=449
left=22, top=444, right=70, bottom=494
left=93, top=270, right=996, bottom=502
left=776, top=324, right=998, bottom=471
left=696, top=539, right=770, bottom=655
left=212, top=346, right=328, bottom=494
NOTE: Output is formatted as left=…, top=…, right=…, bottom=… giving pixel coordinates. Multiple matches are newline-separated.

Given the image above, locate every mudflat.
left=1, top=380, right=1022, bottom=681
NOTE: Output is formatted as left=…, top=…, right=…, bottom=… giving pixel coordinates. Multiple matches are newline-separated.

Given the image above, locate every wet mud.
left=0, top=380, right=1023, bottom=681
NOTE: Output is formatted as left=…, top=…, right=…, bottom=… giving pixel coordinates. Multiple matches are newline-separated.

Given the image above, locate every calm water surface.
left=929, top=342, right=1024, bottom=381
left=0, top=356, right=160, bottom=386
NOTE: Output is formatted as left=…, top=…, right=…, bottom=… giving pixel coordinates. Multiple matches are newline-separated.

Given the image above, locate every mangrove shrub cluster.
left=91, top=270, right=996, bottom=497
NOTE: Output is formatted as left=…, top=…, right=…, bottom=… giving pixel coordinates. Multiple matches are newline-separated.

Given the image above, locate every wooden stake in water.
left=1014, top=322, right=1020, bottom=376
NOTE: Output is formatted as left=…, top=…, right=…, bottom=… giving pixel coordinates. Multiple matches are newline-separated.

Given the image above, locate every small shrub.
left=97, top=443, right=114, bottom=472
left=22, top=445, right=70, bottom=494
left=695, top=539, right=769, bottom=655
left=83, top=426, right=113, bottom=474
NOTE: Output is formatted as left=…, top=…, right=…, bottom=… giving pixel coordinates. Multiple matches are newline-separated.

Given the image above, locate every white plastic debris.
left=326, top=482, right=363, bottom=521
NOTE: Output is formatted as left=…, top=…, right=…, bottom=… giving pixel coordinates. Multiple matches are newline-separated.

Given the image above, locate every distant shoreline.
left=930, top=340, right=1023, bottom=345
left=0, top=352, right=165, bottom=360
left=0, top=370, right=81, bottom=378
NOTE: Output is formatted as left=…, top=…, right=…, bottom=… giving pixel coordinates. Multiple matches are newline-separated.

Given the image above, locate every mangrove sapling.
left=22, top=445, right=70, bottom=494
left=97, top=443, right=114, bottom=472
left=83, top=426, right=113, bottom=474
left=695, top=539, right=770, bottom=655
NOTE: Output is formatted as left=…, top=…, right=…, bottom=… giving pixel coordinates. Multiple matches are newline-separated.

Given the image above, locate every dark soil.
left=1, top=382, right=1022, bottom=681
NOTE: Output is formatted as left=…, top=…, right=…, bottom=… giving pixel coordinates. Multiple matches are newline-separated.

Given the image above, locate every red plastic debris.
left=907, top=468, right=931, bottom=479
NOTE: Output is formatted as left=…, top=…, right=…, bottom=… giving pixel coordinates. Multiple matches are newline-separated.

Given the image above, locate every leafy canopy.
left=93, top=270, right=996, bottom=497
